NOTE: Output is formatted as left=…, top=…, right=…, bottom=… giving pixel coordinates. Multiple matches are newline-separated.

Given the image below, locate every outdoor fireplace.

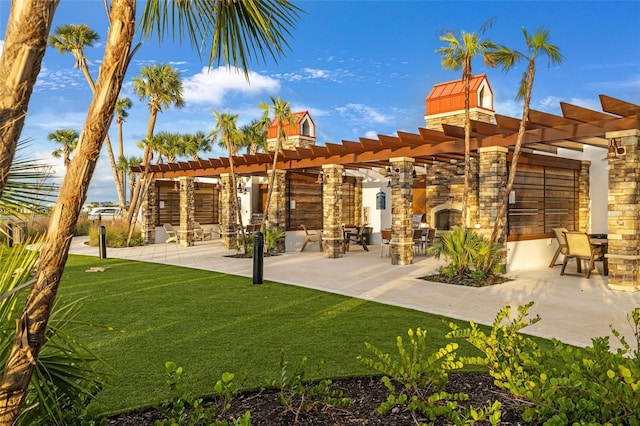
left=435, top=209, right=461, bottom=230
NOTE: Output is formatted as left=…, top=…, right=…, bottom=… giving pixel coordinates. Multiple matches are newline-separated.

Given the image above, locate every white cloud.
left=273, top=67, right=354, bottom=83
left=335, top=103, right=390, bottom=124
left=364, top=130, right=378, bottom=139
left=182, top=66, right=280, bottom=105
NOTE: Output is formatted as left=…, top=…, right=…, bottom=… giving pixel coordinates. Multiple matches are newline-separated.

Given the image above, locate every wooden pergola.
left=133, top=95, right=640, bottom=178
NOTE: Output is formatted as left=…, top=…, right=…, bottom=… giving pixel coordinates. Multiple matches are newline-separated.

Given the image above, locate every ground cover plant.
left=54, top=254, right=503, bottom=418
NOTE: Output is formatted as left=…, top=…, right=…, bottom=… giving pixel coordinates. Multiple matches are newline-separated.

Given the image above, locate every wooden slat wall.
left=287, top=173, right=323, bottom=229
left=508, top=164, right=577, bottom=237
left=341, top=181, right=355, bottom=226
left=156, top=182, right=219, bottom=226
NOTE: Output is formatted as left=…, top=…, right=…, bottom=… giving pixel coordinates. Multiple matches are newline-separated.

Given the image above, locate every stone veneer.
left=322, top=165, right=344, bottom=258
left=425, top=158, right=478, bottom=228
left=477, top=147, right=508, bottom=244
left=179, top=176, right=195, bottom=247
left=606, top=129, right=640, bottom=291
left=578, top=161, right=591, bottom=232
left=219, top=174, right=237, bottom=250
left=425, top=110, right=495, bottom=131
left=141, top=178, right=157, bottom=243
left=390, top=157, right=415, bottom=265
left=354, top=177, right=363, bottom=226
left=266, top=169, right=287, bottom=253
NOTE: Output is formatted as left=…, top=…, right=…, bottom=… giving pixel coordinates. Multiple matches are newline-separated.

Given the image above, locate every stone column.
left=179, top=176, right=195, bottom=247
left=266, top=169, right=287, bottom=253
left=477, top=146, right=508, bottom=241
left=606, top=129, right=640, bottom=291
left=390, top=157, right=415, bottom=265
left=354, top=176, right=363, bottom=226
left=141, top=178, right=157, bottom=244
left=467, top=157, right=480, bottom=228
left=322, top=165, right=344, bottom=258
left=578, top=161, right=591, bottom=233
left=219, top=173, right=237, bottom=250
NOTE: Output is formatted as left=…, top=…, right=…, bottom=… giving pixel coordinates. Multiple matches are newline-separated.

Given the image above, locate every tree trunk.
left=0, top=0, right=60, bottom=197
left=0, top=2, right=136, bottom=422
left=260, top=129, right=282, bottom=233
left=126, top=111, right=158, bottom=227
left=483, top=60, right=536, bottom=275
left=460, top=60, right=471, bottom=230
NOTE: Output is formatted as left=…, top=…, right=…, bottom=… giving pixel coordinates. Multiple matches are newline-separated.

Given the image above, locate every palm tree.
left=182, top=131, right=212, bottom=160
left=48, top=23, right=127, bottom=210
left=151, top=131, right=184, bottom=164
left=240, top=119, right=268, bottom=155
left=126, top=63, right=184, bottom=231
left=436, top=21, right=497, bottom=230
left=258, top=97, right=296, bottom=233
left=0, top=0, right=59, bottom=197
left=0, top=1, right=301, bottom=421
left=212, top=110, right=247, bottom=251
left=115, top=97, right=133, bottom=209
left=481, top=28, right=563, bottom=275
left=47, top=129, right=79, bottom=168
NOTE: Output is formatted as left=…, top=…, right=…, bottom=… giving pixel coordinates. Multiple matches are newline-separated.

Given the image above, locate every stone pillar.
left=606, top=129, right=640, bottom=291
left=390, top=157, right=415, bottom=265
left=266, top=169, right=287, bottom=253
left=578, top=161, right=591, bottom=233
left=354, top=176, right=363, bottom=226
left=477, top=146, right=508, bottom=241
left=322, top=165, right=344, bottom=258
left=219, top=173, right=237, bottom=250
left=179, top=176, right=195, bottom=247
left=141, top=178, right=157, bottom=244
left=467, top=157, right=480, bottom=228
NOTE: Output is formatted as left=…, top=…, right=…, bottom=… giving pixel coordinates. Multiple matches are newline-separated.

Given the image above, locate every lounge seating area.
left=550, top=228, right=609, bottom=278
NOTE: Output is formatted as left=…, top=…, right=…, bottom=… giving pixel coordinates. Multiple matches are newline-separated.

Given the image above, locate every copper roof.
left=132, top=95, right=640, bottom=178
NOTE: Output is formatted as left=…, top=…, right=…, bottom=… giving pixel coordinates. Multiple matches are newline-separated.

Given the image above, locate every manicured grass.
left=53, top=255, right=543, bottom=417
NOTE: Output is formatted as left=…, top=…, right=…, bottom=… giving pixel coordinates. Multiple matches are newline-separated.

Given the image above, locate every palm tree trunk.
left=227, top=144, right=247, bottom=251
left=79, top=60, right=127, bottom=212
left=0, top=0, right=60, bottom=197
left=260, top=141, right=280, bottom=233
left=0, top=2, right=136, bottom=421
left=125, top=111, right=157, bottom=227
left=460, top=60, right=471, bottom=230
left=482, top=60, right=536, bottom=274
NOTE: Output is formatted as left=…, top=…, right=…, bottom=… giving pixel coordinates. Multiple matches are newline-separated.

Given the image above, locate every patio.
left=69, top=235, right=640, bottom=351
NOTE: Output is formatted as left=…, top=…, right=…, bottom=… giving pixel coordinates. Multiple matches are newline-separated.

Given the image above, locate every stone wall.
left=219, top=174, right=237, bottom=250
left=322, top=165, right=344, bottom=258
left=578, top=161, right=591, bottom=233
left=266, top=169, right=287, bottom=253
left=606, top=129, right=640, bottom=291
left=179, top=177, right=194, bottom=247
left=141, top=178, right=157, bottom=243
left=390, top=157, right=415, bottom=265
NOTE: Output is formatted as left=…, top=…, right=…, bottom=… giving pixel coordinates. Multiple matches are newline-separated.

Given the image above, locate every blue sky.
left=1, top=0, right=639, bottom=203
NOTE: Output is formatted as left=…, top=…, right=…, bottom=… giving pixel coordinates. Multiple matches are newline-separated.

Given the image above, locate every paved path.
left=69, top=237, right=640, bottom=350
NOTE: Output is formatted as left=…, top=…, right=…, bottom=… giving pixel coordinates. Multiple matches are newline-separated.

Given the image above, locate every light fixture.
left=315, top=171, right=324, bottom=184
left=386, top=179, right=391, bottom=187
left=412, top=167, right=417, bottom=179
left=172, top=180, right=179, bottom=191
left=342, top=170, right=347, bottom=183
left=194, top=179, right=200, bottom=190
left=236, top=181, right=247, bottom=194
left=604, top=138, right=625, bottom=160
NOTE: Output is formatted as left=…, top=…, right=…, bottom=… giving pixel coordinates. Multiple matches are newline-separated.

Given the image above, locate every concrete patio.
left=68, top=236, right=640, bottom=351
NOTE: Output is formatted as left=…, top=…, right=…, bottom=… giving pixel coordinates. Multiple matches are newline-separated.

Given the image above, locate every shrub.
left=447, top=302, right=640, bottom=424
left=427, top=227, right=505, bottom=285
left=87, top=220, right=143, bottom=247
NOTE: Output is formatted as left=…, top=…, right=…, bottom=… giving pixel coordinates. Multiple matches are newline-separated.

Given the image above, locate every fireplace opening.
left=435, top=209, right=461, bottom=230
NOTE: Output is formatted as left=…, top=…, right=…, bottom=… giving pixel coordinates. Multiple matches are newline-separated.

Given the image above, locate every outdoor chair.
left=549, top=227, right=569, bottom=267
left=346, top=224, right=369, bottom=251
left=425, top=228, right=436, bottom=248
left=412, top=228, right=425, bottom=255
left=194, top=221, right=212, bottom=241
left=561, top=231, right=605, bottom=278
left=300, top=224, right=322, bottom=252
left=163, top=223, right=178, bottom=243
left=380, top=229, right=392, bottom=258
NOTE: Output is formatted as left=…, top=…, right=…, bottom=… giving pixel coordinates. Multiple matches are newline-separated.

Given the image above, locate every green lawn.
left=52, top=255, right=536, bottom=417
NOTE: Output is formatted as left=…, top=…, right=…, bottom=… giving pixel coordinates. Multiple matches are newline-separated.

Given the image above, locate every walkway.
left=69, top=237, right=640, bottom=350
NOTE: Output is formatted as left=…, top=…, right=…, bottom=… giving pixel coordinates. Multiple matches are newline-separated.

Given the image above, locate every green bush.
left=447, top=302, right=640, bottom=425
left=75, top=218, right=92, bottom=236
left=87, top=220, right=143, bottom=247
left=427, top=227, right=505, bottom=285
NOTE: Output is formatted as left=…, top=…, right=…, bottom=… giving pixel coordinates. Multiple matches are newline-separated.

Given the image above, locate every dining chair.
left=425, top=228, right=436, bottom=247
left=380, top=229, right=392, bottom=258
left=412, top=228, right=426, bottom=255
left=300, top=224, right=322, bottom=252
left=549, top=227, right=569, bottom=267
left=561, top=231, right=605, bottom=278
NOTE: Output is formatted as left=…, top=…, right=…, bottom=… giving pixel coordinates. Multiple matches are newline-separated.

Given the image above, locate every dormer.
left=267, top=111, right=316, bottom=150
left=424, top=74, right=495, bottom=131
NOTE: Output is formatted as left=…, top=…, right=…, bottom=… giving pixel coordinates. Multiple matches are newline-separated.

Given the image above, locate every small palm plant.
left=428, top=227, right=505, bottom=285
